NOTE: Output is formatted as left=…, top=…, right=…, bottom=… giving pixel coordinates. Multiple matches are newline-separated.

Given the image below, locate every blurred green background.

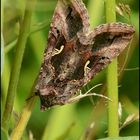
left=1, top=0, right=139, bottom=140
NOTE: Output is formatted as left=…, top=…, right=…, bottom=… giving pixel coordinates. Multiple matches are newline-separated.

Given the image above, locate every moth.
left=35, top=0, right=135, bottom=111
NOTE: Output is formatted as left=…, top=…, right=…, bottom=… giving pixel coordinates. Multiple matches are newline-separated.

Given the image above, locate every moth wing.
left=79, top=23, right=135, bottom=82
left=36, top=0, right=90, bottom=90
left=45, top=0, right=90, bottom=59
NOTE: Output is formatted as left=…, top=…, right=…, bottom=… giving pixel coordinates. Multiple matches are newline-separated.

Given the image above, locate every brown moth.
left=35, top=0, right=135, bottom=111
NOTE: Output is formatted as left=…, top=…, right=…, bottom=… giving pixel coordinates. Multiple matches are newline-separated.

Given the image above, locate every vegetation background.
left=1, top=0, right=139, bottom=140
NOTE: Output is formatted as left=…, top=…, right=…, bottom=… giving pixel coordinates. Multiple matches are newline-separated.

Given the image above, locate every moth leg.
left=52, top=45, right=64, bottom=56
left=84, top=60, right=91, bottom=77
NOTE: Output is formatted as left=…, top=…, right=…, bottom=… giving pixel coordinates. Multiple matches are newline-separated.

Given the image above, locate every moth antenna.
left=26, top=94, right=36, bottom=101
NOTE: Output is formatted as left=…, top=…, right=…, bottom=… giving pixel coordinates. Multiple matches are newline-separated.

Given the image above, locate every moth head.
left=35, top=86, right=67, bottom=111
left=35, top=88, right=56, bottom=111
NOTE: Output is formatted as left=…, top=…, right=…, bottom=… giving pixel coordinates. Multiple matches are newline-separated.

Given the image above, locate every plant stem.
left=10, top=93, right=36, bottom=140
left=10, top=12, right=49, bottom=140
left=87, top=0, right=104, bottom=28
left=105, top=0, right=119, bottom=137
left=9, top=71, right=38, bottom=140
left=1, top=54, right=11, bottom=116
left=2, top=0, right=37, bottom=131
left=4, top=21, right=49, bottom=54
left=4, top=39, right=18, bottom=54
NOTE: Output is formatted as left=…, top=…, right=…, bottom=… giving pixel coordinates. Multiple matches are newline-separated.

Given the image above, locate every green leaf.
left=98, top=136, right=139, bottom=140
left=1, top=128, right=9, bottom=140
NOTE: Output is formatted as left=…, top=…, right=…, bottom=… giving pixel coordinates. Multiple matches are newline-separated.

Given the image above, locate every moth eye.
left=35, top=90, right=39, bottom=96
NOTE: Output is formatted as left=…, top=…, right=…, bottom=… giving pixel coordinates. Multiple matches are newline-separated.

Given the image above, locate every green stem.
left=106, top=0, right=119, bottom=137
left=1, top=54, right=11, bottom=116
left=87, top=0, right=104, bottom=28
left=4, top=39, right=18, bottom=54
left=10, top=89, right=37, bottom=140
left=10, top=14, right=48, bottom=140
left=2, top=0, right=37, bottom=131
left=4, top=21, right=49, bottom=54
